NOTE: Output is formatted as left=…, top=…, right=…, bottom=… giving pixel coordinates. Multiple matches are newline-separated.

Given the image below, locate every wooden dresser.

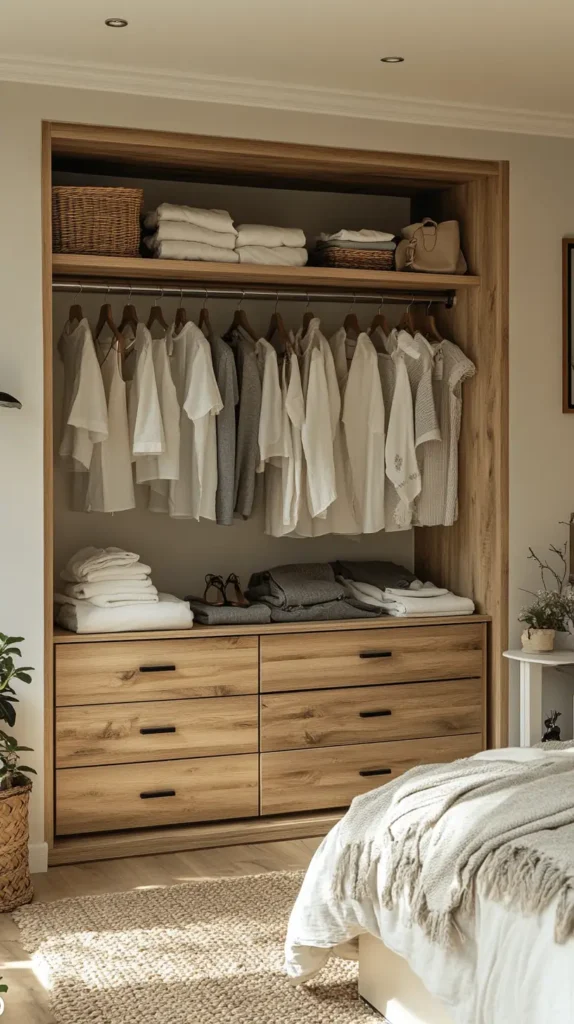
left=51, top=616, right=487, bottom=864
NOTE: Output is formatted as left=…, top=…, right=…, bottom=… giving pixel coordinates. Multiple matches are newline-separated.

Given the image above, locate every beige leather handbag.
left=395, top=218, right=467, bottom=274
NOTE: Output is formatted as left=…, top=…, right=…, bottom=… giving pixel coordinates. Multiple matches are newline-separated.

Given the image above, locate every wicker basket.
left=314, top=247, right=395, bottom=271
left=52, top=186, right=143, bottom=257
left=0, top=783, right=33, bottom=912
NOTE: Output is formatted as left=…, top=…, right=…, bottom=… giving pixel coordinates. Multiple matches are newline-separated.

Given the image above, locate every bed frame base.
left=358, top=934, right=455, bottom=1024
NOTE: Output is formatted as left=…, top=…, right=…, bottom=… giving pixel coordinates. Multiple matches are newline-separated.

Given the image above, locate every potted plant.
left=519, top=537, right=574, bottom=652
left=0, top=632, right=35, bottom=913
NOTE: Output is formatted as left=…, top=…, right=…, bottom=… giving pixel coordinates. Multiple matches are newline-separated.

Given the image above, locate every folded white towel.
left=63, top=580, right=157, bottom=600
left=145, top=222, right=237, bottom=250
left=381, top=593, right=475, bottom=617
left=236, top=225, right=306, bottom=248
left=318, top=229, right=395, bottom=243
left=61, top=564, right=152, bottom=584
left=150, top=240, right=239, bottom=263
left=385, top=584, right=450, bottom=599
left=63, top=546, right=140, bottom=581
left=56, top=590, right=159, bottom=608
left=237, top=246, right=307, bottom=267
left=144, top=204, right=237, bottom=235
left=55, top=593, right=194, bottom=633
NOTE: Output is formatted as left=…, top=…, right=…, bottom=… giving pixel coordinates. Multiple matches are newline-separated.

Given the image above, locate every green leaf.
left=14, top=745, right=34, bottom=752
left=4, top=647, right=22, bottom=658
left=0, top=700, right=16, bottom=727
left=14, top=671, right=31, bottom=683
left=4, top=637, right=24, bottom=646
left=0, top=983, right=8, bottom=993
left=17, top=766, right=36, bottom=774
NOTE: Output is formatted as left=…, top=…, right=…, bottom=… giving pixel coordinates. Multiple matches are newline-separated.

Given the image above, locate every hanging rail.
left=52, top=281, right=456, bottom=308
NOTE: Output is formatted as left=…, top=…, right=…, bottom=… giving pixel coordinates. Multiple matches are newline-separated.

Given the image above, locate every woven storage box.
left=314, top=247, right=395, bottom=271
left=0, top=783, right=33, bottom=912
left=52, top=186, right=143, bottom=257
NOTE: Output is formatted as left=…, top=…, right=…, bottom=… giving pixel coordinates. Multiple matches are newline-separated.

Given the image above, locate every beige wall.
left=2, top=80, right=574, bottom=861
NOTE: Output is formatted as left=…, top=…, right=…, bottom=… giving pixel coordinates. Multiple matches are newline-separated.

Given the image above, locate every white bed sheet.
left=285, top=747, right=574, bottom=1024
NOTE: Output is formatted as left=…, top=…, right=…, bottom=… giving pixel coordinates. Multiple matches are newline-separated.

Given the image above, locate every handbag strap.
left=416, top=218, right=438, bottom=253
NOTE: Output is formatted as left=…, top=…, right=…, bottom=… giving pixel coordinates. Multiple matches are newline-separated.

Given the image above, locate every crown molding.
left=1, top=52, right=574, bottom=139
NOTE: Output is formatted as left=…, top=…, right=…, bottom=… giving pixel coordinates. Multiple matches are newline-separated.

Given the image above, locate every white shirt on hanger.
left=295, top=319, right=337, bottom=528
left=137, top=334, right=181, bottom=487
left=342, top=332, right=386, bottom=534
left=256, top=337, right=286, bottom=471
left=83, top=337, right=135, bottom=513
left=124, top=324, right=165, bottom=471
left=264, top=349, right=305, bottom=537
left=166, top=321, right=223, bottom=521
left=58, top=318, right=108, bottom=472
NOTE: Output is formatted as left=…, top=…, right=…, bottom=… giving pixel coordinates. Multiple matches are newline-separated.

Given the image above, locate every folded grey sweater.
left=186, top=600, right=271, bottom=625
left=332, top=560, right=416, bottom=591
left=247, top=563, right=344, bottom=609
left=270, top=599, right=381, bottom=622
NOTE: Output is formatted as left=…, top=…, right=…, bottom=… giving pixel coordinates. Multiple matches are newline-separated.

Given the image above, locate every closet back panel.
left=52, top=289, right=414, bottom=595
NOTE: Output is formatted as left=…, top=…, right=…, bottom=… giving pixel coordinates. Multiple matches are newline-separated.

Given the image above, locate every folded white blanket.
left=385, top=584, right=450, bottom=598
left=55, top=593, right=194, bottom=633
left=383, top=593, right=475, bottom=616
left=144, top=204, right=237, bottom=234
left=56, top=590, right=159, bottom=608
left=63, top=579, right=155, bottom=599
left=237, top=246, right=308, bottom=266
left=318, top=229, right=395, bottom=243
left=150, top=239, right=239, bottom=263
left=236, top=224, right=306, bottom=248
left=145, top=222, right=237, bottom=249
left=63, top=546, right=139, bottom=581
left=61, top=563, right=152, bottom=584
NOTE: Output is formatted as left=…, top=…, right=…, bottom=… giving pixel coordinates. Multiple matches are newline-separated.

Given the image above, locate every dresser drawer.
left=260, top=678, right=483, bottom=752
left=260, top=734, right=482, bottom=814
left=56, top=753, right=259, bottom=835
left=56, top=695, right=258, bottom=768
left=55, top=636, right=258, bottom=706
left=260, top=623, right=484, bottom=693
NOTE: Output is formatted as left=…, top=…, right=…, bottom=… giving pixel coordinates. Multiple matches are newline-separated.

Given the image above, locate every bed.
left=285, top=746, right=574, bottom=1024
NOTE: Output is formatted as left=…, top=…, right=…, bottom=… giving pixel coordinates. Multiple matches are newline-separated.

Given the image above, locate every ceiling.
left=3, top=0, right=574, bottom=134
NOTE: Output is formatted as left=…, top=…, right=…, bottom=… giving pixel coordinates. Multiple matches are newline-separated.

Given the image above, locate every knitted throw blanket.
left=332, top=756, right=574, bottom=947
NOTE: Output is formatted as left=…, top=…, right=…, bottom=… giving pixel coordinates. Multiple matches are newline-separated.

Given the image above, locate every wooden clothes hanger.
left=422, top=301, right=443, bottom=343
left=370, top=299, right=390, bottom=337
left=147, top=290, right=169, bottom=333
left=68, top=285, right=84, bottom=327
left=93, top=290, right=124, bottom=365
left=175, top=288, right=189, bottom=334
left=301, top=296, right=315, bottom=333
left=118, top=286, right=139, bottom=337
left=399, top=300, right=417, bottom=334
left=198, top=291, right=212, bottom=338
left=343, top=296, right=361, bottom=340
left=267, top=296, right=291, bottom=354
left=226, top=293, right=258, bottom=341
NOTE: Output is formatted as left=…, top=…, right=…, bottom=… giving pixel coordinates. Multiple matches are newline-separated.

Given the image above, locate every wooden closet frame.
left=41, top=121, right=509, bottom=859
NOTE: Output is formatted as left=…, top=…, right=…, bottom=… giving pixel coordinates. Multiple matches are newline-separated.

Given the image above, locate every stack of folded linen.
left=54, top=546, right=194, bottom=633
left=143, top=203, right=239, bottom=263
left=235, top=225, right=308, bottom=267
left=246, top=562, right=381, bottom=622
left=313, top=229, right=397, bottom=267
left=334, top=559, right=475, bottom=617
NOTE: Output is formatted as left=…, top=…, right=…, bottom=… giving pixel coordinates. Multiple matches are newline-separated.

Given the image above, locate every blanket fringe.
left=478, top=845, right=574, bottom=944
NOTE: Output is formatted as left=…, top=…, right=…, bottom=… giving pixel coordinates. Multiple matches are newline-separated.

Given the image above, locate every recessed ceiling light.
left=380, top=56, right=404, bottom=63
left=105, top=17, right=128, bottom=27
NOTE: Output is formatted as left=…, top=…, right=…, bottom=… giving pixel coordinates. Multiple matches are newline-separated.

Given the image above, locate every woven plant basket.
left=52, top=186, right=143, bottom=257
left=314, top=247, right=395, bottom=271
left=0, top=783, right=33, bottom=913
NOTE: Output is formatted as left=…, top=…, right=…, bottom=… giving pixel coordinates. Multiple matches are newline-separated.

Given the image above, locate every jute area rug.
left=14, top=869, right=378, bottom=1023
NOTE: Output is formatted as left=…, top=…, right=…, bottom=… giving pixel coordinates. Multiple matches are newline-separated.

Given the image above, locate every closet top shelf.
left=51, top=254, right=481, bottom=294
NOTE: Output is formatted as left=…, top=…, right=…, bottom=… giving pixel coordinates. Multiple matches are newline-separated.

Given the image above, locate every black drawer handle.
left=139, top=664, right=176, bottom=673
left=359, top=651, right=393, bottom=659
left=359, top=709, right=392, bottom=718
left=359, top=768, right=392, bottom=777
left=140, top=789, right=176, bottom=799
left=139, top=726, right=176, bottom=735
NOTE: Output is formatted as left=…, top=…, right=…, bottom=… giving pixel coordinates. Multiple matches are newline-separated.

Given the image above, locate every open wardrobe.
left=42, top=123, right=508, bottom=865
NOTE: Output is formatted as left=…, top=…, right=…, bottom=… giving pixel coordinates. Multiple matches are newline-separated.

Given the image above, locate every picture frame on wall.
left=563, top=238, right=574, bottom=412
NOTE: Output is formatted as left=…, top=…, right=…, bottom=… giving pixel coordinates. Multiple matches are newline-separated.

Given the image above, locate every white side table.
left=503, top=649, right=574, bottom=747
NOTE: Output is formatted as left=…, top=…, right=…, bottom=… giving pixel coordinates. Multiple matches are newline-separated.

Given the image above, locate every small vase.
left=521, top=628, right=556, bottom=653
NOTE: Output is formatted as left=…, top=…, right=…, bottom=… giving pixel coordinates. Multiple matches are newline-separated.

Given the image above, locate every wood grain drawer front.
left=56, top=754, right=259, bottom=835
left=261, top=734, right=482, bottom=815
left=260, top=623, right=484, bottom=693
left=260, top=678, right=483, bottom=752
left=56, top=695, right=258, bottom=768
left=55, top=636, right=258, bottom=706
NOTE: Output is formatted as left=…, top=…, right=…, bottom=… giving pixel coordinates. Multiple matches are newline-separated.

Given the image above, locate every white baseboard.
left=29, top=841, right=49, bottom=873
